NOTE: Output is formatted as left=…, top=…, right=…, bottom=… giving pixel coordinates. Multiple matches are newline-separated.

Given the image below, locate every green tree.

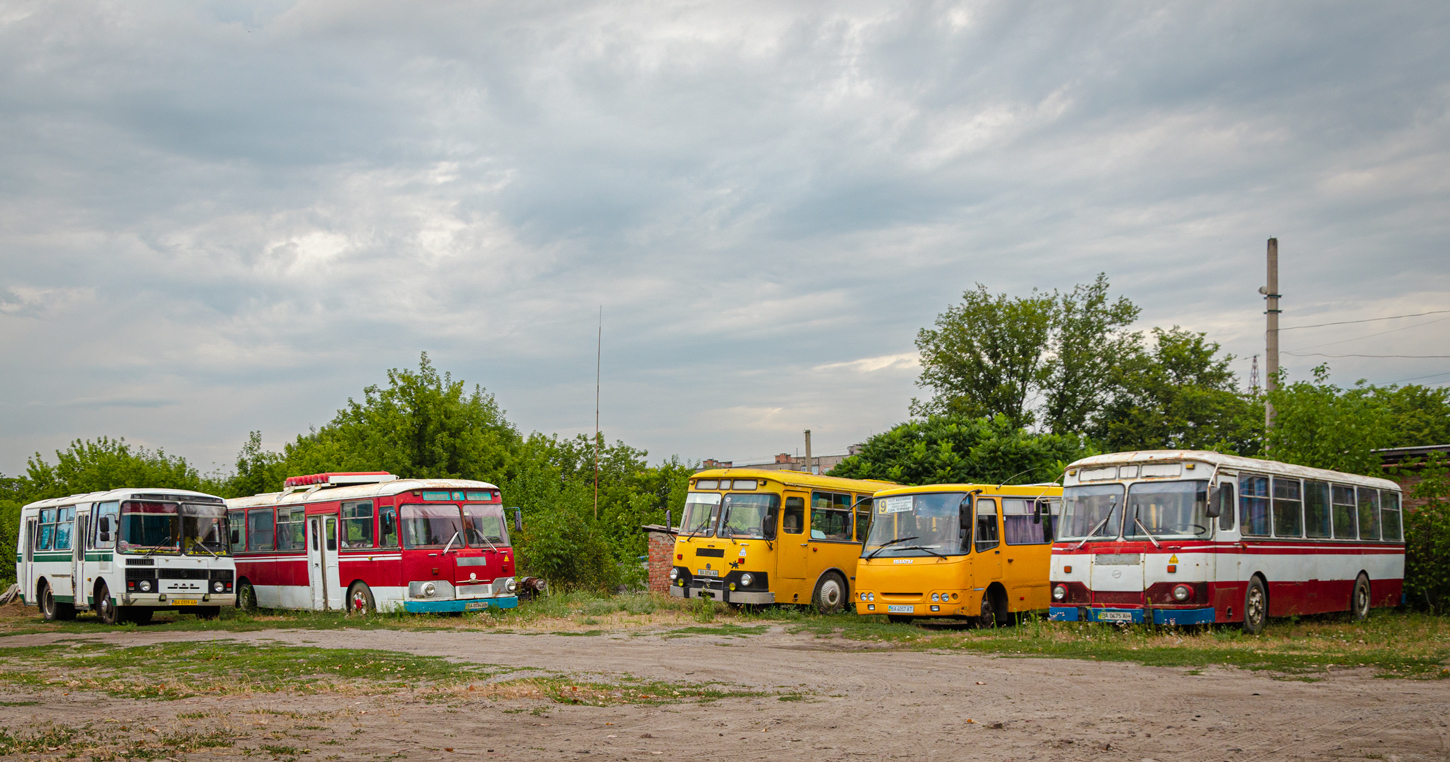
left=24, top=437, right=213, bottom=500
left=1373, top=384, right=1450, bottom=447
left=1265, top=366, right=1391, bottom=475
left=1041, top=274, right=1142, bottom=434
left=1392, top=453, right=1450, bottom=612
left=1092, top=327, right=1261, bottom=454
left=220, top=431, right=288, bottom=498
left=829, top=415, right=1096, bottom=486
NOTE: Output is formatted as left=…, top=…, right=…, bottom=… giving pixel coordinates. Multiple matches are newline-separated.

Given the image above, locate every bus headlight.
left=867, top=593, right=874, bottom=602
left=1053, top=584, right=1067, bottom=602
left=213, top=581, right=225, bottom=593
left=1173, top=585, right=1192, bottom=602
left=505, top=578, right=518, bottom=594
left=740, top=573, right=753, bottom=587
left=139, top=580, right=152, bottom=592
left=860, top=592, right=868, bottom=601
left=423, top=582, right=437, bottom=597
left=669, top=568, right=679, bottom=581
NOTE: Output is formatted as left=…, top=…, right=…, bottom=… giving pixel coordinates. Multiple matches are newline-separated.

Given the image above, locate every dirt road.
left=3, top=626, right=1449, bottom=760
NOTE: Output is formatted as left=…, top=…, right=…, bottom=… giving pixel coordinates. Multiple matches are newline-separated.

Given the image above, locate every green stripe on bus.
left=84, top=552, right=113, bottom=562
left=31, top=553, right=72, bottom=562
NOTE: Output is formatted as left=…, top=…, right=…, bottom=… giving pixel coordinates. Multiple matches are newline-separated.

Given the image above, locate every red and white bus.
left=226, top=472, right=519, bottom=614
left=1049, top=451, right=1403, bottom=632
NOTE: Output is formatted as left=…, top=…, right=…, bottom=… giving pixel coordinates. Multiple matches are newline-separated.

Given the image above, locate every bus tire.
left=1351, top=573, right=1372, bottom=622
left=195, top=606, right=221, bottom=620
left=979, top=586, right=1007, bottom=628
left=236, top=579, right=257, bottom=612
left=812, top=572, right=847, bottom=615
left=1242, top=576, right=1268, bottom=635
left=38, top=581, right=56, bottom=621
left=347, top=582, right=376, bottom=616
left=95, top=582, right=119, bottom=625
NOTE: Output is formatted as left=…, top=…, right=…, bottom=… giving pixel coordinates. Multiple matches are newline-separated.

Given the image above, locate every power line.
left=1392, top=370, right=1450, bottom=384
left=1279, top=308, right=1450, bottom=331
left=1290, top=315, right=1450, bottom=351
left=1283, top=351, right=1450, bottom=359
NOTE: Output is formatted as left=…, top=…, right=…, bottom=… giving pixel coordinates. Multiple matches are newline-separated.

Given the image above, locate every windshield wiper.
left=899, top=545, right=948, bottom=560
left=192, top=541, right=220, bottom=559
left=867, top=536, right=919, bottom=559
left=1133, top=517, right=1163, bottom=549
left=442, top=531, right=461, bottom=554
left=1073, top=501, right=1118, bottom=551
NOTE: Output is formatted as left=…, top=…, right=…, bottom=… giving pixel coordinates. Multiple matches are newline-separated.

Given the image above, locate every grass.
left=0, top=722, right=238, bottom=760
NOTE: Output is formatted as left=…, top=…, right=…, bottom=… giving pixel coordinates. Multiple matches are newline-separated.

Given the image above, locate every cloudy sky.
left=3, top=1, right=1448, bottom=476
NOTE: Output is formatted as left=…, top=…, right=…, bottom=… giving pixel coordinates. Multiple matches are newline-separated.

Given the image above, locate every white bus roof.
left=1067, top=450, right=1399, bottom=491
left=225, top=478, right=502, bottom=510
left=21, top=487, right=226, bottom=511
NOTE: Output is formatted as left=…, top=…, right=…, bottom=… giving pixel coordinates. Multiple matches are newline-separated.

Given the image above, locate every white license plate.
left=170, top=599, right=198, bottom=606
left=886, top=605, right=914, bottom=613
left=1098, top=610, right=1133, bottom=622
left=465, top=601, right=488, bottom=611
left=696, top=569, right=719, bottom=577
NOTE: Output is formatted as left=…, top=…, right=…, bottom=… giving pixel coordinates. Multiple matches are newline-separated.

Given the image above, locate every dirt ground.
left=3, top=625, right=1450, bottom=761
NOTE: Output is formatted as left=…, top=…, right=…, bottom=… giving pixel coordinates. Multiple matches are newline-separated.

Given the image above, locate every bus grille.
left=1091, top=591, right=1143, bottom=605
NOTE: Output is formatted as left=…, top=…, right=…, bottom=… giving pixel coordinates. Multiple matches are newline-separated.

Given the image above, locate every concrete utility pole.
left=803, top=430, right=813, bottom=474
left=1259, top=238, right=1281, bottom=432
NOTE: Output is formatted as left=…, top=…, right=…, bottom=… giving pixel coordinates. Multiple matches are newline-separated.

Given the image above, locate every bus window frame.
left=781, top=496, right=806, bottom=536
left=974, top=497, right=1000, bottom=553
left=809, top=491, right=853, bottom=543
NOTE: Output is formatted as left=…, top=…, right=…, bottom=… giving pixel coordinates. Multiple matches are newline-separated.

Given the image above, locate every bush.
left=516, top=505, right=619, bottom=593
left=1399, top=454, right=1450, bottom=613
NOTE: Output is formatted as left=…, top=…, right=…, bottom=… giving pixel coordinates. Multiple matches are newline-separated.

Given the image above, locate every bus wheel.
left=812, top=572, right=847, bottom=615
left=195, top=606, right=220, bottom=620
left=95, top=583, right=119, bottom=625
left=38, top=582, right=56, bottom=621
left=1242, top=577, right=1268, bottom=635
left=1351, top=574, right=1372, bottom=622
left=347, top=582, right=376, bottom=616
left=979, top=588, right=1006, bottom=628
left=236, top=580, right=257, bottom=612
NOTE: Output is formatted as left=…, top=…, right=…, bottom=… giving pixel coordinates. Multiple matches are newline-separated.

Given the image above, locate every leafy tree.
left=0, top=474, right=23, bottom=587
left=1040, top=274, right=1142, bottom=434
left=829, top=415, right=1096, bottom=486
left=220, top=431, right=288, bottom=499
left=1092, top=327, right=1261, bottom=454
left=1392, top=453, right=1450, bottom=613
left=1373, top=385, right=1450, bottom=447
left=1264, top=366, right=1392, bottom=475
left=24, top=437, right=213, bottom=499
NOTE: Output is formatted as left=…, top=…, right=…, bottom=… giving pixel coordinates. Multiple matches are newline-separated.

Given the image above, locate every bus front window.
left=719, top=494, right=779, bottom=539
left=680, top=493, right=721, bottom=537
left=119, top=501, right=180, bottom=554
left=401, top=504, right=467, bottom=548
left=862, top=492, right=968, bottom=558
left=181, top=503, right=230, bottom=556
left=463, top=504, right=509, bottom=547
left=1125, top=480, right=1210, bottom=539
left=1059, top=484, right=1124, bottom=540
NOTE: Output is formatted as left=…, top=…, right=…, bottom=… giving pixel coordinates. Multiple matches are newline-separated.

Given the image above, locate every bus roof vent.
left=283, top=472, right=398, bottom=489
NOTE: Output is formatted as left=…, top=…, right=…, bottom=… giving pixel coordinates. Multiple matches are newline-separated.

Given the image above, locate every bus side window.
left=1217, top=483, right=1235, bottom=532
left=1303, top=480, right=1331, bottom=538
left=854, top=497, right=873, bottom=542
left=975, top=498, right=999, bottom=552
left=248, top=508, right=276, bottom=551
left=93, top=502, right=119, bottom=548
left=782, top=497, right=805, bottom=535
left=1357, top=488, right=1381, bottom=541
left=1331, top=485, right=1357, bottom=539
left=1381, top=491, right=1402, bottom=542
left=228, top=511, right=247, bottom=553
left=379, top=506, right=399, bottom=548
left=54, top=507, right=75, bottom=551
left=342, top=501, right=375, bottom=548
left=1238, top=475, right=1270, bottom=536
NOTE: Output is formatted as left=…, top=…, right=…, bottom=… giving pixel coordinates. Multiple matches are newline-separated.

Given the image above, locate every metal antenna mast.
left=594, top=306, right=602, bottom=521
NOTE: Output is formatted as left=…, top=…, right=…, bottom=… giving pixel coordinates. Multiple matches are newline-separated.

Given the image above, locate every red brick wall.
left=647, top=531, right=674, bottom=594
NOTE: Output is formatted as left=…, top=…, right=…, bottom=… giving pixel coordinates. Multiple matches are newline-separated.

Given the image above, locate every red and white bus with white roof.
left=226, top=472, right=519, bottom=614
left=1049, top=451, right=1403, bottom=632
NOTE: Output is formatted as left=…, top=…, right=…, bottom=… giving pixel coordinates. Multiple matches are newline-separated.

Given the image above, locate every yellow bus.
left=854, top=483, right=1062, bottom=624
left=669, top=468, right=896, bottom=613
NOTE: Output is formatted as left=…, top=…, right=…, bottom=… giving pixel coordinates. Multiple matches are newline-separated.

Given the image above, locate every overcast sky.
left=3, top=1, right=1449, bottom=476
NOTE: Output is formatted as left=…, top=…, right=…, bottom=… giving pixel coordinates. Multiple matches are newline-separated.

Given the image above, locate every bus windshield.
left=401, top=504, right=467, bottom=549
left=1059, top=484, right=1124, bottom=540
left=463, top=504, right=509, bottom=547
left=119, top=501, right=180, bottom=554
left=182, top=503, right=230, bottom=556
left=680, top=493, right=721, bottom=537
left=719, top=493, right=778, bottom=539
left=1125, top=480, right=1210, bottom=538
left=862, top=492, right=968, bottom=558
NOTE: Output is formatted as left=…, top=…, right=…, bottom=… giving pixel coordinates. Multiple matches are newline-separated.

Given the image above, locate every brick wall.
left=647, top=531, right=674, bottom=594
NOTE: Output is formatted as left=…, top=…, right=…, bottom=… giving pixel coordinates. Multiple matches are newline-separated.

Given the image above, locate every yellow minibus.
left=669, top=468, right=896, bottom=613
left=855, top=483, right=1061, bottom=624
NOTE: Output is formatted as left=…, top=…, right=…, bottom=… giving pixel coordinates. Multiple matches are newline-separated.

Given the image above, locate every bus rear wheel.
left=1242, top=577, right=1268, bottom=634
left=236, top=580, right=257, bottom=612
left=812, top=572, right=847, bottom=615
left=347, top=582, right=376, bottom=616
left=1351, top=573, right=1372, bottom=622
left=95, top=583, right=119, bottom=625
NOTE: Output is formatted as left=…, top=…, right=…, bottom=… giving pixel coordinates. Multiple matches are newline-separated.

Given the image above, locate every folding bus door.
left=306, top=514, right=342, bottom=611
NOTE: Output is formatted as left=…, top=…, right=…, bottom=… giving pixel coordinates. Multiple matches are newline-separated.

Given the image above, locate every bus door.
left=306, top=514, right=341, bottom=610
left=776, top=494, right=809, bottom=595
left=22, top=516, right=36, bottom=603
left=71, top=509, right=88, bottom=608
left=973, top=498, right=1002, bottom=584
left=807, top=491, right=855, bottom=586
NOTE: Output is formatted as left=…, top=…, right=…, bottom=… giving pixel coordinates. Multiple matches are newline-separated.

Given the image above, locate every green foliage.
left=829, top=415, right=1096, bottom=486
left=1041, top=274, right=1144, bottom=434
left=1265, top=366, right=1392, bottom=475
left=1395, top=454, right=1450, bottom=613
left=1374, top=384, right=1450, bottom=447
left=24, top=436, right=213, bottom=500
left=1092, top=327, right=1262, bottom=454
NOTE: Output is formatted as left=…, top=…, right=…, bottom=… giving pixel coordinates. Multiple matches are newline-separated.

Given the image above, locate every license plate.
left=170, top=599, right=198, bottom=606
left=696, top=569, right=719, bottom=577
left=465, top=601, right=488, bottom=611
left=886, top=605, right=914, bottom=613
left=1098, top=610, right=1133, bottom=622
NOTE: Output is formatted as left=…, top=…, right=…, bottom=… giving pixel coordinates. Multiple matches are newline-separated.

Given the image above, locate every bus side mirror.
left=98, top=516, right=111, bottom=542
left=763, top=506, right=778, bottom=540
left=512, top=508, right=523, bottom=533
left=1033, top=500, right=1045, bottom=525
left=960, top=498, right=973, bottom=532
left=1206, top=488, right=1222, bottom=519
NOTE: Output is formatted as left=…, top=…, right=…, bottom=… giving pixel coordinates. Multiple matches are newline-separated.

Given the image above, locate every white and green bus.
left=15, top=488, right=237, bottom=624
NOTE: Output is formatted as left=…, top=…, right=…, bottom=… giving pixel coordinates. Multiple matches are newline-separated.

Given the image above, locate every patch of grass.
left=0, top=721, right=239, bottom=760
left=663, top=624, right=770, bottom=638
left=513, top=676, right=766, bottom=706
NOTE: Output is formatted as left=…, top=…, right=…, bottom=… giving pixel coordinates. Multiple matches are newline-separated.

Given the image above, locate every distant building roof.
left=1375, top=444, right=1450, bottom=466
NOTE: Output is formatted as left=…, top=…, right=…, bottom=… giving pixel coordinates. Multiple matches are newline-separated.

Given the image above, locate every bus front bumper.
left=1049, top=605, right=1215, bottom=625
left=670, top=580, right=773, bottom=605
left=405, top=596, right=519, bottom=613
left=120, top=593, right=235, bottom=608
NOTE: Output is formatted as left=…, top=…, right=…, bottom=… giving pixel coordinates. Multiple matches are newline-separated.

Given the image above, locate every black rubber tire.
left=347, top=582, right=376, bottom=616
left=1243, top=576, right=1268, bottom=634
left=194, top=606, right=221, bottom=620
left=95, top=583, right=120, bottom=625
left=39, top=582, right=56, bottom=621
left=812, top=572, right=848, bottom=615
left=122, top=608, right=153, bottom=625
left=236, top=579, right=257, bottom=612
left=1351, top=573, right=1372, bottom=622
left=979, top=588, right=1005, bottom=628
left=887, top=615, right=914, bottom=624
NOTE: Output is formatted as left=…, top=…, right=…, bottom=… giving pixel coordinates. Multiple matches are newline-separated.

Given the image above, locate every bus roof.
left=872, top=483, right=1063, bottom=498
left=690, top=468, right=895, bottom=493
left=21, top=487, right=226, bottom=511
left=1067, top=450, right=1400, bottom=491
left=225, top=478, right=502, bottom=509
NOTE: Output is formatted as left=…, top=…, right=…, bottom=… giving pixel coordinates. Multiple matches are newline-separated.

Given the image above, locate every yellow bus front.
left=855, top=484, right=1061, bottom=623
